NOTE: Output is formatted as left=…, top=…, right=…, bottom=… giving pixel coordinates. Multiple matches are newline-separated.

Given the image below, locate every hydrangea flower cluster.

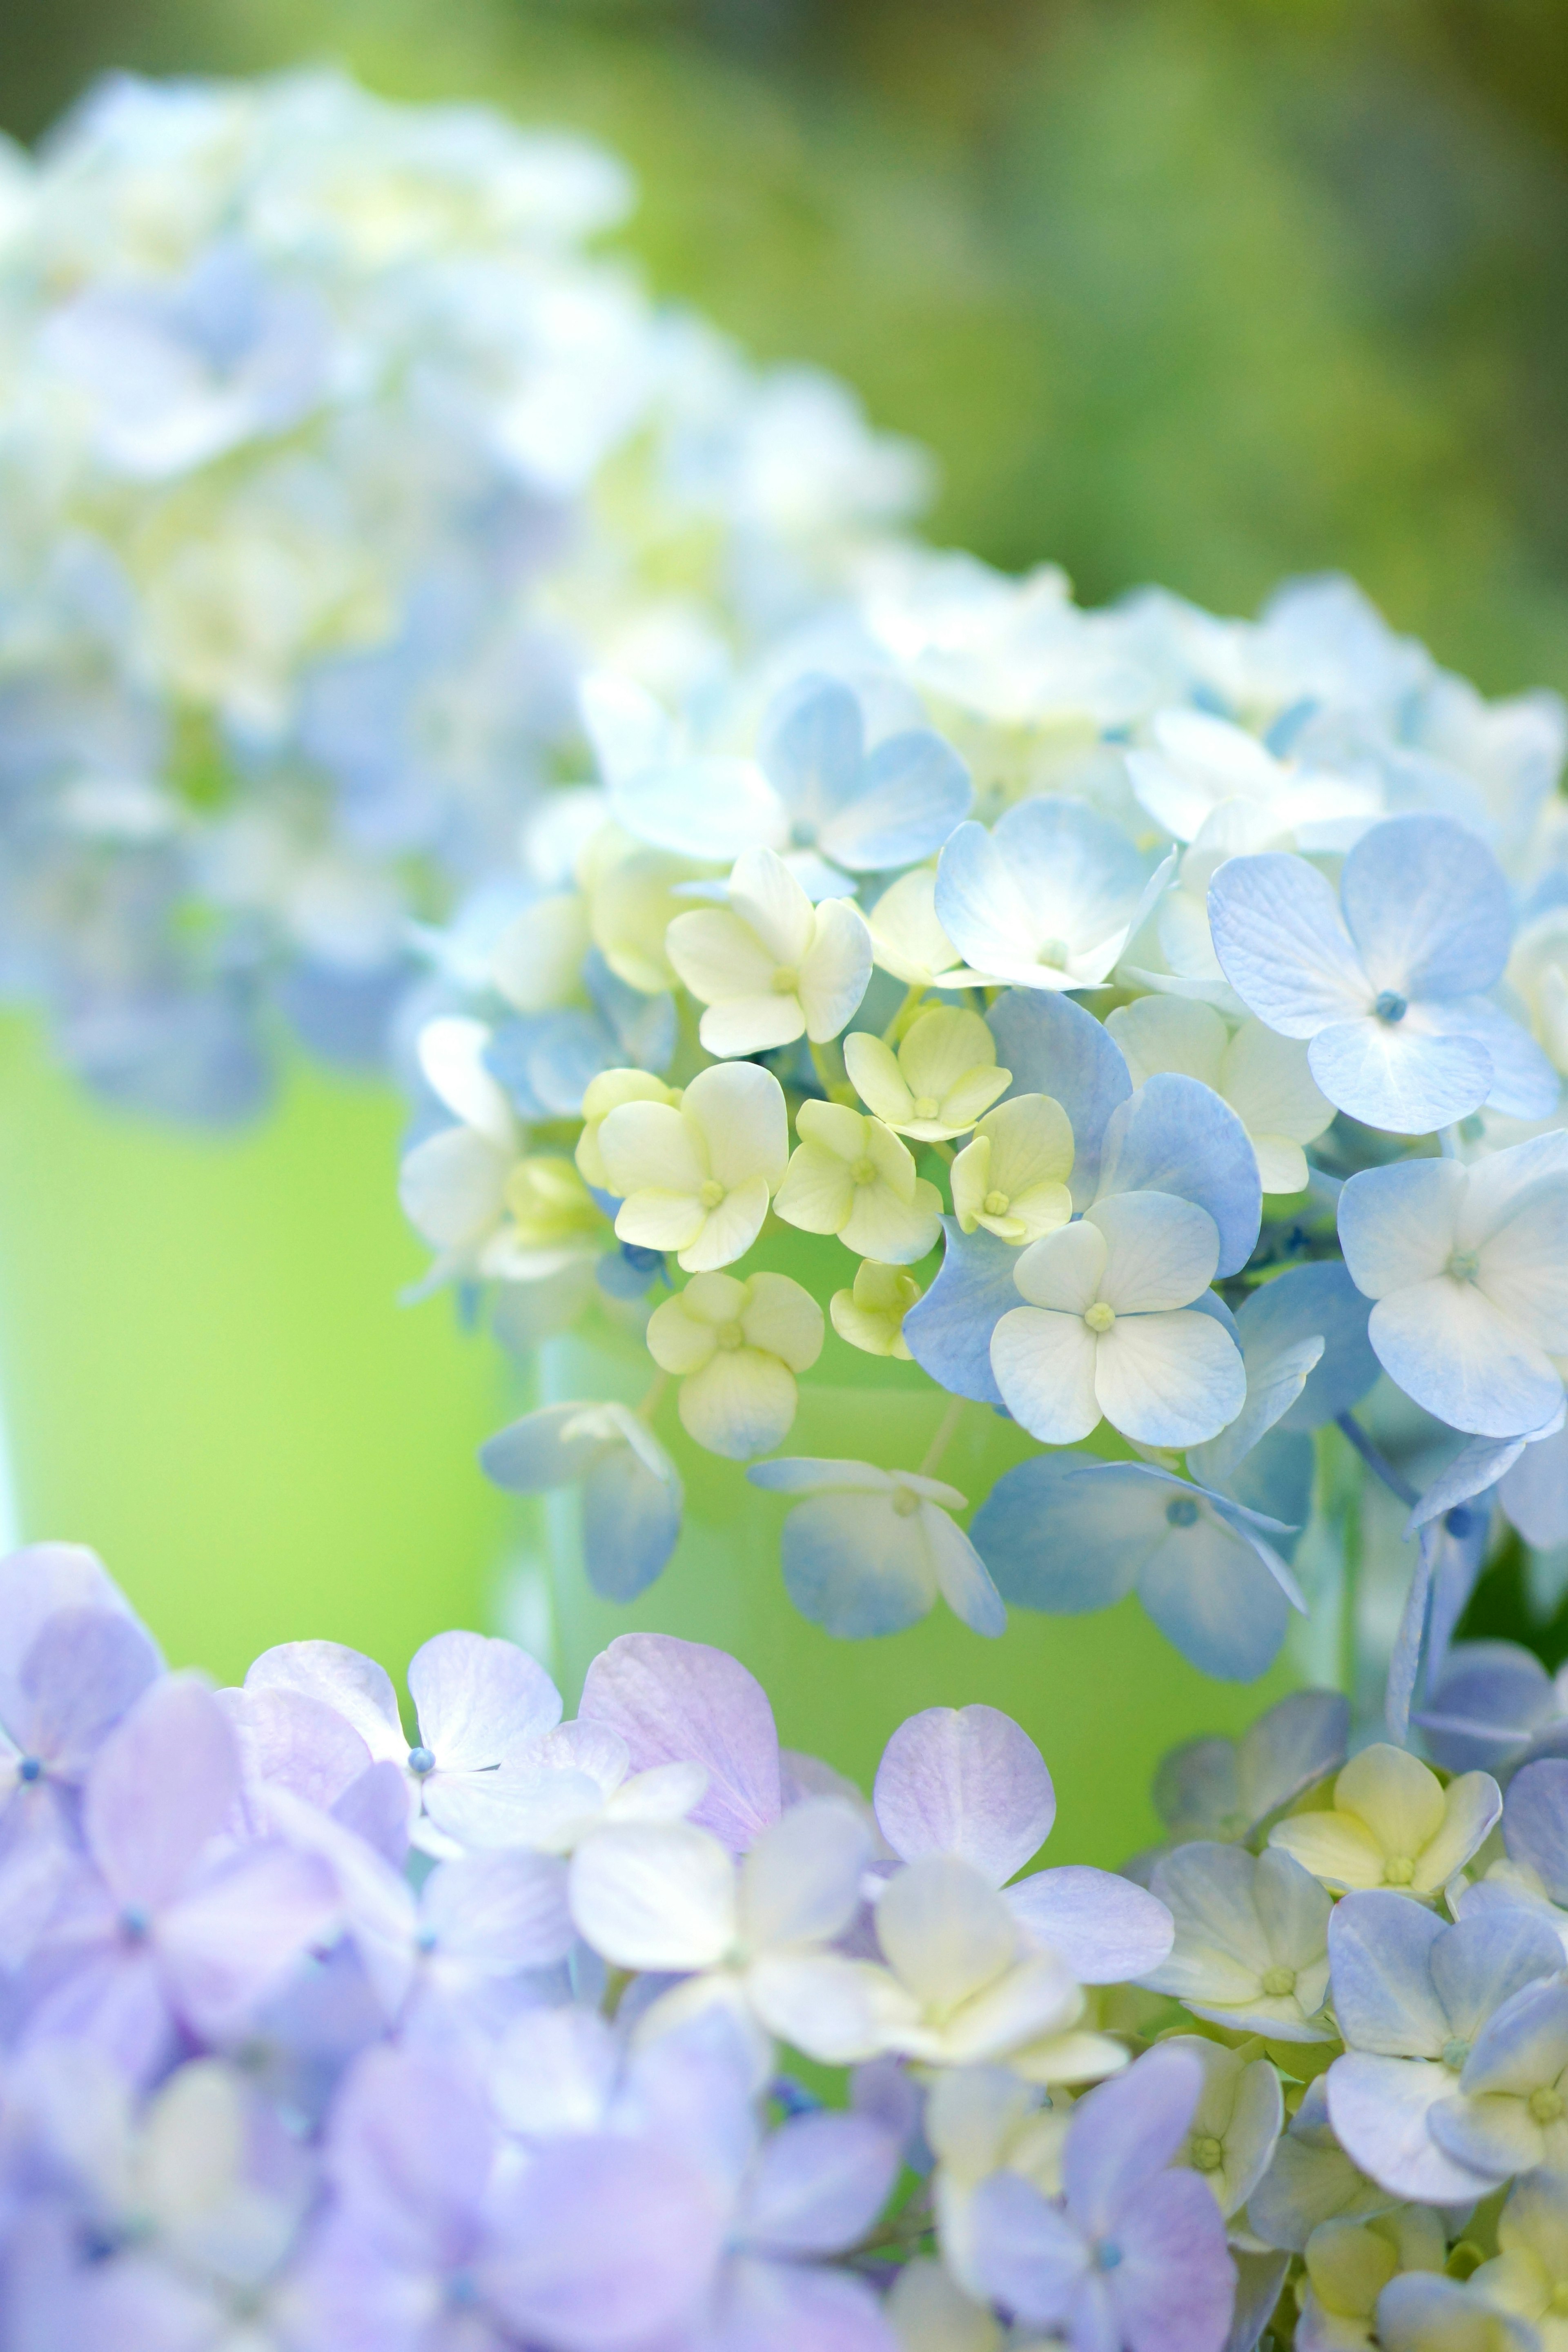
left=407, top=551, right=1568, bottom=1704
left=11, top=1540, right=1568, bottom=2352
left=0, top=71, right=928, bottom=1118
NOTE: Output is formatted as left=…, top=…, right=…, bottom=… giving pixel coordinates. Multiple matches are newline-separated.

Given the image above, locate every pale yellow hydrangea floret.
left=843, top=1008, right=1011, bottom=1143
left=1267, top=1742, right=1501, bottom=1899
left=597, top=1060, right=788, bottom=1273
left=950, top=1094, right=1075, bottom=1245
left=491, top=892, right=592, bottom=1012
left=665, top=846, right=872, bottom=1059
left=775, top=1100, right=943, bottom=1265
left=831, top=1261, right=923, bottom=1359
left=1299, top=2210, right=1446, bottom=2342
left=646, top=1270, right=824, bottom=1461
left=580, top=827, right=713, bottom=995
left=1105, top=994, right=1332, bottom=1197
left=575, top=1068, right=682, bottom=1190
left=864, top=866, right=1001, bottom=991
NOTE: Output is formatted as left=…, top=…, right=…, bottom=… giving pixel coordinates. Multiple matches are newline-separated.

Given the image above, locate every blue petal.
left=1456, top=996, right=1562, bottom=1121
left=818, top=728, right=972, bottom=872
left=757, top=673, right=863, bottom=831
left=1503, top=1760, right=1568, bottom=1906
left=583, top=947, right=677, bottom=1074
left=1093, top=1073, right=1262, bottom=1277
left=1418, top=1641, right=1564, bottom=1777
left=1223, top=1430, right=1315, bottom=1552
left=1339, top=815, right=1511, bottom=1002
left=1328, top=1890, right=1450, bottom=2055
left=987, top=989, right=1132, bottom=1209
left=1138, top=1518, right=1292, bottom=1680
left=902, top=1219, right=1019, bottom=1405
left=1385, top=1526, right=1435, bottom=1744
left=479, top=1403, right=609, bottom=1490
left=1240, top=1263, right=1380, bottom=1432
left=1307, top=1015, right=1493, bottom=1134
left=971, top=1456, right=1159, bottom=1613
left=778, top=1494, right=934, bottom=1637
left=610, top=756, right=782, bottom=859
left=582, top=1448, right=682, bottom=1601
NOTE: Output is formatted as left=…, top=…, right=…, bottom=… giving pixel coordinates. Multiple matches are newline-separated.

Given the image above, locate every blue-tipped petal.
left=902, top=1219, right=1019, bottom=1405
left=1093, top=1073, right=1262, bottom=1277
left=987, top=989, right=1132, bottom=1209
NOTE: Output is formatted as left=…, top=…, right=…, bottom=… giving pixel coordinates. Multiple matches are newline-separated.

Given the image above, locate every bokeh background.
left=7, top=0, right=1568, bottom=699
left=3, top=0, right=1568, bottom=1827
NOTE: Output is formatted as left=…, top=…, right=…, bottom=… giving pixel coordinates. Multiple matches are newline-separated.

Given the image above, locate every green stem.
left=919, top=1395, right=967, bottom=1479
left=809, top=1038, right=855, bottom=1105
left=881, top=983, right=926, bottom=1044
left=1340, top=1451, right=1364, bottom=1705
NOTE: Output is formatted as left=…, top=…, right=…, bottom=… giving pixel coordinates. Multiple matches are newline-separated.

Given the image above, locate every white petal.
left=568, top=1821, right=736, bottom=1970
left=1092, top=1311, right=1246, bottom=1448
left=991, top=1308, right=1102, bottom=1445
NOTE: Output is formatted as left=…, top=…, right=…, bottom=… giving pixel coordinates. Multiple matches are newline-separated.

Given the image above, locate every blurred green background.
left=3, top=0, right=1567, bottom=1849
left=5, top=0, right=1568, bottom=696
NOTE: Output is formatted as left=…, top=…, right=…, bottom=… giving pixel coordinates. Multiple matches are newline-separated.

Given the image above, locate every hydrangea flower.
left=863, top=865, right=1000, bottom=991
left=843, top=1006, right=1011, bottom=1141
left=775, top=1100, right=944, bottom=1263
left=1140, top=1843, right=1333, bottom=2041
left=242, top=1626, right=566, bottom=1832
left=870, top=1700, right=1174, bottom=1989
left=646, top=1270, right=824, bottom=1460
left=574, top=1067, right=684, bottom=1189
left=478, top=1399, right=683, bottom=1600
left=869, top=1853, right=1094, bottom=2070
left=1294, top=2208, right=1447, bottom=2352
left=1470, top=2172, right=1568, bottom=2350
left=1420, top=1644, right=1568, bottom=1780
left=1126, top=708, right=1381, bottom=848
left=747, top=1458, right=1004, bottom=1636
left=1208, top=815, right=1559, bottom=1133
left=829, top=1259, right=922, bottom=1357
left=1148, top=1687, right=1350, bottom=1851
left=1340, top=1131, right=1568, bottom=1438
left=989, top=1192, right=1245, bottom=1450
left=597, top=1058, right=790, bottom=1272
left=950, top=1094, right=1076, bottom=1245
left=973, top=1455, right=1303, bottom=1681
left=665, top=848, right=872, bottom=1058
left=566, top=1799, right=891, bottom=2069
left=1268, top=1743, right=1500, bottom=1899
left=1246, top=2078, right=1398, bottom=2255
left=1104, top=995, right=1333, bottom=1196
left=1162, top=2033, right=1283, bottom=2218
left=1325, top=1893, right=1563, bottom=2202
left=935, top=797, right=1159, bottom=993
left=967, top=2044, right=1238, bottom=2352
left=606, top=670, right=970, bottom=882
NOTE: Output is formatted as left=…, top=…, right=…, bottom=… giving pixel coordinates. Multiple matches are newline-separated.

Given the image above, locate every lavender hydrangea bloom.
left=1419, top=1643, right=1568, bottom=1781
left=968, top=2045, right=1237, bottom=2352
left=871, top=1704, right=1173, bottom=1984
left=22, top=1675, right=339, bottom=2082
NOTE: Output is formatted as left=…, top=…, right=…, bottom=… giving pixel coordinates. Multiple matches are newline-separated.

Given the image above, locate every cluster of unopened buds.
left=401, top=571, right=1568, bottom=1718
left=11, top=1542, right=1568, bottom=2349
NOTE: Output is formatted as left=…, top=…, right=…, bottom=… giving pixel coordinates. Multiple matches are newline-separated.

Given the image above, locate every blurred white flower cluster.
left=0, top=69, right=930, bottom=1117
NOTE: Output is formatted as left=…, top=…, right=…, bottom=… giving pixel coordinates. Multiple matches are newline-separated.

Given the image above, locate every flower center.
left=1530, top=2086, right=1565, bottom=2125
left=120, top=1904, right=151, bottom=1943
left=1094, top=2241, right=1123, bottom=2272
left=1441, top=2037, right=1471, bottom=2072
left=407, top=1746, right=436, bottom=1777
left=1384, top=1855, right=1417, bottom=1886
left=771, top=966, right=799, bottom=996
left=851, top=1157, right=878, bottom=1186
left=1374, top=989, right=1408, bottom=1024
left=1446, top=1248, right=1481, bottom=1285
left=1190, top=2136, right=1224, bottom=2173
left=698, top=1179, right=726, bottom=1209
left=715, top=1321, right=746, bottom=1352
left=891, top=1486, right=921, bottom=1519
left=17, top=1756, right=41, bottom=1784
left=1261, top=1964, right=1297, bottom=1997
left=913, top=1096, right=941, bottom=1120
left=983, top=1189, right=1011, bottom=1216
left=1165, top=1497, right=1200, bottom=1528
left=1084, top=1301, right=1116, bottom=1334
